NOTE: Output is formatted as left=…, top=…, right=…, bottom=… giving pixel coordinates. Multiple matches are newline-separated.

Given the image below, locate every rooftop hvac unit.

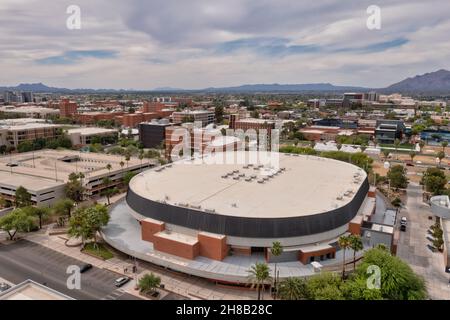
left=233, top=176, right=240, bottom=180
left=245, top=177, right=252, bottom=182
left=205, top=208, right=216, bottom=213
left=233, top=170, right=239, bottom=173
left=231, top=203, right=238, bottom=208
left=239, top=173, right=245, bottom=177
left=251, top=174, right=257, bottom=179
left=257, top=179, right=265, bottom=184
left=191, top=205, right=202, bottom=210
left=221, top=174, right=228, bottom=179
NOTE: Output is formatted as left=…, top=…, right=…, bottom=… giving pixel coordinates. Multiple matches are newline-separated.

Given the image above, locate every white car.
left=400, top=216, right=407, bottom=226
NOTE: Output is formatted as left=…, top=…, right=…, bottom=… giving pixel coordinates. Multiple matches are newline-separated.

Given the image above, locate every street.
left=0, top=240, right=141, bottom=300
left=397, top=182, right=450, bottom=299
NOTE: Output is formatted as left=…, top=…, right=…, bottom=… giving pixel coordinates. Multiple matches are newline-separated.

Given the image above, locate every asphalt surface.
left=0, top=240, right=141, bottom=300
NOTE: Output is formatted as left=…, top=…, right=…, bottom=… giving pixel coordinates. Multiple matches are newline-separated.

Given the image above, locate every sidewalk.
left=26, top=230, right=258, bottom=300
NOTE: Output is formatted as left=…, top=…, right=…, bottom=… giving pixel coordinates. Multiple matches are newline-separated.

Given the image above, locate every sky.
left=0, top=0, right=449, bottom=90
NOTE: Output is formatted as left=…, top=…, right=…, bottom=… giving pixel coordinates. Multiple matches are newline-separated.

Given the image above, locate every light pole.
left=384, top=161, right=391, bottom=198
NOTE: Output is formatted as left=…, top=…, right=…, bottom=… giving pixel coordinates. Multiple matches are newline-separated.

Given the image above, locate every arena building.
left=104, top=151, right=374, bottom=283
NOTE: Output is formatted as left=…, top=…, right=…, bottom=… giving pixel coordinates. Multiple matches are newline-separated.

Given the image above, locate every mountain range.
left=1, top=69, right=450, bottom=94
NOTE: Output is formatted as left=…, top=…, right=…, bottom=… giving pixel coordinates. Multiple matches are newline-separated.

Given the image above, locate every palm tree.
left=124, top=152, right=131, bottom=168
left=394, top=139, right=401, bottom=160
left=138, top=273, right=161, bottom=295
left=338, top=235, right=351, bottom=279
left=382, top=149, right=390, bottom=161
left=348, top=234, right=363, bottom=270
left=139, top=150, right=144, bottom=172
left=248, top=262, right=271, bottom=300
left=442, top=141, right=448, bottom=153
left=270, top=241, right=283, bottom=299
left=106, top=163, right=112, bottom=173
left=119, top=161, right=125, bottom=179
left=437, top=150, right=445, bottom=167
left=101, top=177, right=113, bottom=205
left=277, top=277, right=308, bottom=300
left=418, top=140, right=425, bottom=152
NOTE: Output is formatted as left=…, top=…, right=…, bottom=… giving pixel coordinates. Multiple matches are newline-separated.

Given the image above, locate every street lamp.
left=384, top=161, right=391, bottom=198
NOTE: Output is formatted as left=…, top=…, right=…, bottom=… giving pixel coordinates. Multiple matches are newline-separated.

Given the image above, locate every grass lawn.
left=83, top=243, right=114, bottom=260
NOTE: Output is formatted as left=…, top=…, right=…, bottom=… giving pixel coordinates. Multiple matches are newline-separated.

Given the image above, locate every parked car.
left=0, top=283, right=11, bottom=292
left=114, top=277, right=130, bottom=287
left=400, top=216, right=407, bottom=226
left=80, top=263, right=93, bottom=273
left=400, top=225, right=406, bottom=232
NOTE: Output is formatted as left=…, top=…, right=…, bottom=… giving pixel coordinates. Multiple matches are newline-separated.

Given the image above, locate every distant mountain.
left=384, top=69, right=450, bottom=94
left=2, top=69, right=450, bottom=94
left=202, top=83, right=369, bottom=93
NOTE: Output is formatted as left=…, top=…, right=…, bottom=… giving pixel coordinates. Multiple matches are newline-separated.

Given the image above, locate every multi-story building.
left=66, top=127, right=118, bottom=146
left=0, top=123, right=62, bottom=148
left=375, top=120, right=406, bottom=144
left=139, top=119, right=171, bottom=148
left=172, top=110, right=215, bottom=127
left=59, top=99, right=78, bottom=117
left=0, top=106, right=59, bottom=118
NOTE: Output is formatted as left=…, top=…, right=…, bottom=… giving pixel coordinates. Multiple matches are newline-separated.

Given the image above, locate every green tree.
left=23, top=206, right=49, bottom=230
left=421, top=167, right=447, bottom=195
left=52, top=198, right=75, bottom=223
left=68, top=204, right=109, bottom=246
left=64, top=173, right=85, bottom=203
left=214, top=102, right=224, bottom=124
left=409, top=151, right=416, bottom=162
left=123, top=171, right=136, bottom=188
left=382, top=149, right=390, bottom=161
left=306, top=272, right=344, bottom=300
left=387, top=165, right=408, bottom=189
left=355, top=247, right=426, bottom=300
left=348, top=234, right=364, bottom=270
left=0, top=208, right=36, bottom=240
left=338, top=235, right=351, bottom=279
left=278, top=277, right=308, bottom=300
left=138, top=273, right=161, bottom=295
left=270, top=241, right=283, bottom=299
left=15, top=186, right=32, bottom=208
left=247, top=262, right=271, bottom=300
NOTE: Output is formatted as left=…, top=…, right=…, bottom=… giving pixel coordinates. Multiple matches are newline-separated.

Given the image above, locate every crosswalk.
left=101, top=288, right=126, bottom=300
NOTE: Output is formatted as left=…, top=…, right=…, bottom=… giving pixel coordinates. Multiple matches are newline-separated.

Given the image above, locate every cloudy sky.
left=0, top=0, right=449, bottom=89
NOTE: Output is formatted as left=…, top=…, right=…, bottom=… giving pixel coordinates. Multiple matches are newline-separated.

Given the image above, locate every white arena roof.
left=130, top=151, right=367, bottom=219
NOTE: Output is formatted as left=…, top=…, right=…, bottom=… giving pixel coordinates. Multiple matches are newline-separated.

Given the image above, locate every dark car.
left=114, top=277, right=130, bottom=287
left=400, top=225, right=406, bottom=232
left=80, top=264, right=93, bottom=273
left=0, top=283, right=12, bottom=292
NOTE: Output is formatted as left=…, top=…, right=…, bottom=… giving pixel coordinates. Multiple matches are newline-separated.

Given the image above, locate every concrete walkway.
left=397, top=182, right=450, bottom=299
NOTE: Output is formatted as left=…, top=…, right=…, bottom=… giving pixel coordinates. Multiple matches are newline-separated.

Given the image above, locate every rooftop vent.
left=205, top=208, right=216, bottom=213
left=257, top=179, right=265, bottom=184
left=231, top=203, right=238, bottom=208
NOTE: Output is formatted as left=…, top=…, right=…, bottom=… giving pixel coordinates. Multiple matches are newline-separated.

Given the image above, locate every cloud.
left=36, top=50, right=118, bottom=65
left=0, top=0, right=449, bottom=89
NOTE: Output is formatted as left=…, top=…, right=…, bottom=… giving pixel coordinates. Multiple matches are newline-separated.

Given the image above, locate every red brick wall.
left=141, top=219, right=165, bottom=243
left=298, top=247, right=336, bottom=264
left=198, top=233, right=228, bottom=261
left=152, top=234, right=200, bottom=260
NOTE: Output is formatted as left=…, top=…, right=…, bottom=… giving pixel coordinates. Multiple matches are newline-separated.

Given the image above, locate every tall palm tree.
left=101, top=177, right=113, bottom=205
left=270, top=241, right=283, bottom=299
left=442, top=141, right=448, bottom=153
left=348, top=234, right=363, bottom=270
left=394, top=139, right=401, bottom=160
left=418, top=140, right=425, bottom=153
left=106, top=163, right=112, bottom=173
left=247, top=262, right=271, bottom=300
left=338, top=235, right=351, bottom=279
left=139, top=150, right=144, bottom=172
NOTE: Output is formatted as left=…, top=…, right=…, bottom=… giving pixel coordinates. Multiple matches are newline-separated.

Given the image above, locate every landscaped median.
left=81, top=242, right=114, bottom=260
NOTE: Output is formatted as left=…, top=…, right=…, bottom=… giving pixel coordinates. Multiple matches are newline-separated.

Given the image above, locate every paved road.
left=397, top=182, right=450, bottom=299
left=0, top=240, right=141, bottom=300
